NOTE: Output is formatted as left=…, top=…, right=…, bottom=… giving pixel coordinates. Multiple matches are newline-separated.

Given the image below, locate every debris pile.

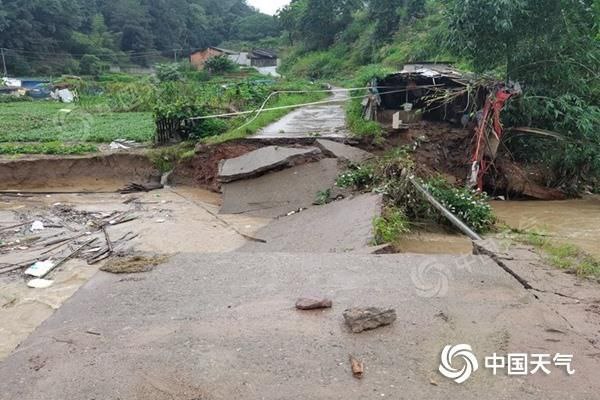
left=100, top=254, right=169, bottom=274
left=0, top=202, right=141, bottom=286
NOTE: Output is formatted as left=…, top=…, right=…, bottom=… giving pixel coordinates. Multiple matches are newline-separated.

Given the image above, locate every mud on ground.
left=0, top=187, right=269, bottom=360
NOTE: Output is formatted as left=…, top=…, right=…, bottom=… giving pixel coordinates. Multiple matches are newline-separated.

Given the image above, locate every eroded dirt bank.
left=380, top=121, right=567, bottom=200
left=0, top=153, right=160, bottom=191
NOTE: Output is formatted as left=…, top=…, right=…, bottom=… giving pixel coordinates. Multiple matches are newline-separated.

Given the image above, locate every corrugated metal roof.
left=398, top=63, right=463, bottom=78
left=249, top=49, right=277, bottom=59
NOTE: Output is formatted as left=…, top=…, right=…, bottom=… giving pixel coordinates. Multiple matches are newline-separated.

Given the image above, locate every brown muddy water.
left=395, top=195, right=600, bottom=257
left=492, top=195, right=600, bottom=258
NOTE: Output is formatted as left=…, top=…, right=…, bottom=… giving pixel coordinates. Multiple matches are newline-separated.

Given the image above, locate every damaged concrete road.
left=218, top=146, right=322, bottom=183
left=251, top=89, right=350, bottom=139
left=220, top=158, right=341, bottom=218
left=239, top=193, right=382, bottom=253
left=0, top=187, right=269, bottom=360
left=316, top=139, right=374, bottom=164
left=1, top=252, right=600, bottom=399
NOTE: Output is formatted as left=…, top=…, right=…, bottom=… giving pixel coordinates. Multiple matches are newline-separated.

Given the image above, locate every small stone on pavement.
left=295, top=295, right=333, bottom=310
left=343, top=307, right=397, bottom=333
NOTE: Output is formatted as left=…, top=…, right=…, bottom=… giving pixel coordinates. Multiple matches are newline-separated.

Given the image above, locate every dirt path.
left=251, top=88, right=349, bottom=139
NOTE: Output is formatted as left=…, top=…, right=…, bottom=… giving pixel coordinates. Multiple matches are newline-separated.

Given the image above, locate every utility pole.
left=1, top=48, right=7, bottom=77
left=173, top=49, right=178, bottom=63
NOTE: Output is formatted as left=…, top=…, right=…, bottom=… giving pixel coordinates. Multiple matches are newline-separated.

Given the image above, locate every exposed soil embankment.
left=0, top=153, right=159, bottom=191
left=382, top=121, right=566, bottom=200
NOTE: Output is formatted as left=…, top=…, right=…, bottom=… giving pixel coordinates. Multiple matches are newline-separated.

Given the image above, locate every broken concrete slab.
left=2, top=252, right=599, bottom=399
left=316, top=139, right=373, bottom=164
left=220, top=158, right=340, bottom=218
left=218, top=146, right=321, bottom=183
left=474, top=239, right=600, bottom=300
left=343, top=307, right=397, bottom=333
left=238, top=193, right=382, bottom=252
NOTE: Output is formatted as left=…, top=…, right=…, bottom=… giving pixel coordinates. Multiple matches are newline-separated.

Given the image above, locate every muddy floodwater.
left=492, top=195, right=600, bottom=257
left=394, top=195, right=600, bottom=257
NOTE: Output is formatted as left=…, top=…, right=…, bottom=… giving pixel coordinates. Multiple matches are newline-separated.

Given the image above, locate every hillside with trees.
left=0, top=0, right=279, bottom=75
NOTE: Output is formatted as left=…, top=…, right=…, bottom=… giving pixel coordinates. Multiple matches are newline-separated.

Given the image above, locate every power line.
left=188, top=86, right=440, bottom=121
left=1, top=46, right=198, bottom=58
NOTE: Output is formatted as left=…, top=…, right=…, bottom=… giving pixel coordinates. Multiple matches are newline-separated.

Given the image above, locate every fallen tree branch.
left=39, top=238, right=97, bottom=279
left=0, top=220, right=33, bottom=232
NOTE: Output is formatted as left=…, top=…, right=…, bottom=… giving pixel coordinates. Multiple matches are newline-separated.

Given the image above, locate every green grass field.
left=0, top=102, right=154, bottom=145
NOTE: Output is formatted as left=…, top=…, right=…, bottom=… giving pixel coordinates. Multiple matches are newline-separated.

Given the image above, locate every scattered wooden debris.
left=0, top=220, right=34, bottom=232
left=119, top=182, right=163, bottom=194
left=102, top=226, right=113, bottom=254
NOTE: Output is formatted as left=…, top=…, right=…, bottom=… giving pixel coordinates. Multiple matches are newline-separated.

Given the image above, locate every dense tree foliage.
left=0, top=0, right=280, bottom=75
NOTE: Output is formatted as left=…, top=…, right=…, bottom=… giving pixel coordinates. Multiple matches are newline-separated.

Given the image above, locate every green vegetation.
left=422, top=178, right=495, bottom=233
left=346, top=98, right=382, bottom=142
left=516, top=231, right=600, bottom=279
left=0, top=102, right=154, bottom=144
left=314, top=189, right=332, bottom=206
left=335, top=163, right=375, bottom=190
left=373, top=207, right=411, bottom=245
left=0, top=142, right=98, bottom=155
left=0, top=0, right=281, bottom=75
left=204, top=56, right=238, bottom=74
left=0, top=66, right=324, bottom=153
left=336, top=146, right=495, bottom=242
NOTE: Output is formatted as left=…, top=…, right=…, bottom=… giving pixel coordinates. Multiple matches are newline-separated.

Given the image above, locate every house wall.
left=228, top=52, right=251, bottom=67
left=190, top=48, right=224, bottom=70
left=251, top=58, right=278, bottom=68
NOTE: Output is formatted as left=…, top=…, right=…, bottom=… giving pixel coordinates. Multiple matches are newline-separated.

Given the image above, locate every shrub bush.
left=422, top=177, right=495, bottom=233
left=373, top=207, right=411, bottom=245
left=336, top=163, right=375, bottom=190
left=156, top=63, right=182, bottom=82
left=80, top=54, right=107, bottom=76
left=205, top=55, right=237, bottom=74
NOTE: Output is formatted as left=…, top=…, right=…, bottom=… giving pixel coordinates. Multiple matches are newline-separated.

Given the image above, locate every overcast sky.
left=248, top=0, right=290, bottom=15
